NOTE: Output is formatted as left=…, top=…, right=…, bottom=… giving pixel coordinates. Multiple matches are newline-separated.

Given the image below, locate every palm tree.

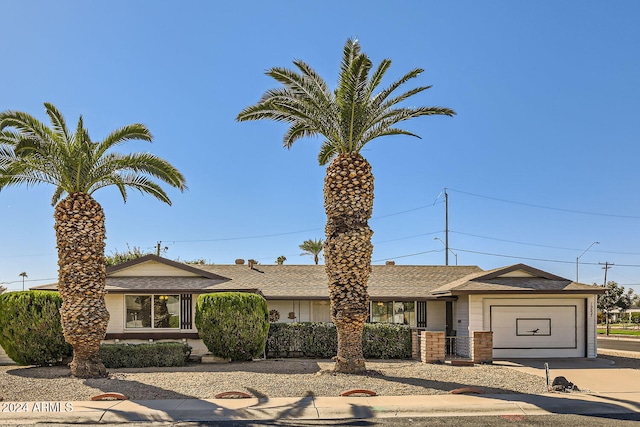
left=0, top=103, right=186, bottom=378
left=18, top=272, right=27, bottom=291
left=299, top=239, right=324, bottom=265
left=237, top=39, right=454, bottom=373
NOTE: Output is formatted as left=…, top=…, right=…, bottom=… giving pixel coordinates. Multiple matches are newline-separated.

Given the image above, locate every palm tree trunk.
left=54, top=193, right=109, bottom=378
left=324, top=153, right=374, bottom=373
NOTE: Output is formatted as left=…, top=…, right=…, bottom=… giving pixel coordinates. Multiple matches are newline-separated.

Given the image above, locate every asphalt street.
left=90, top=413, right=640, bottom=426
left=597, top=337, right=640, bottom=352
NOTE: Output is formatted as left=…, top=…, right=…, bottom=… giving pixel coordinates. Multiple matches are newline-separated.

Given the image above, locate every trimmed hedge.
left=0, top=291, right=72, bottom=365
left=100, top=343, right=191, bottom=368
left=267, top=322, right=411, bottom=359
left=363, top=323, right=412, bottom=359
left=195, top=292, right=269, bottom=361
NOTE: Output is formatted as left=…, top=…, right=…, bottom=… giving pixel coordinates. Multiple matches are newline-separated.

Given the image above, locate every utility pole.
left=599, top=261, right=614, bottom=335
left=599, top=262, right=614, bottom=286
left=157, top=241, right=162, bottom=256
left=444, top=188, right=449, bottom=266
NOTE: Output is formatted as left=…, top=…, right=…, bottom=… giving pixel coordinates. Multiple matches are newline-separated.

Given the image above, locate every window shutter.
left=180, top=294, right=192, bottom=329
left=416, top=301, right=427, bottom=328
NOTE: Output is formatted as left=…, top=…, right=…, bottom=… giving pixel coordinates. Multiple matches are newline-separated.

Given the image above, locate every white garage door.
left=489, top=300, right=585, bottom=358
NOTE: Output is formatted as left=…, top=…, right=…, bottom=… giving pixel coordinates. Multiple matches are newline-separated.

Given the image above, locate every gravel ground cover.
left=1, top=354, right=638, bottom=402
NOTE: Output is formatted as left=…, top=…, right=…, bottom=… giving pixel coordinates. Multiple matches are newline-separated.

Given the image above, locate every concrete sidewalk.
left=1, top=392, right=639, bottom=424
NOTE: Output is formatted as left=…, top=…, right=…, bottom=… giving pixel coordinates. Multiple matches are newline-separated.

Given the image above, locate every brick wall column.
left=472, top=331, right=493, bottom=364
left=421, top=331, right=445, bottom=363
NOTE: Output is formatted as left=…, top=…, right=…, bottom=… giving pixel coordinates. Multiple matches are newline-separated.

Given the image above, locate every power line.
left=452, top=247, right=640, bottom=268
left=448, top=188, right=640, bottom=219
left=452, top=248, right=575, bottom=264
left=162, top=203, right=443, bottom=244
left=372, top=249, right=440, bottom=263
left=451, top=230, right=640, bottom=256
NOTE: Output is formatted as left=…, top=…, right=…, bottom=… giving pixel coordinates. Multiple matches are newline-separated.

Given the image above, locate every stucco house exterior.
left=33, top=254, right=603, bottom=359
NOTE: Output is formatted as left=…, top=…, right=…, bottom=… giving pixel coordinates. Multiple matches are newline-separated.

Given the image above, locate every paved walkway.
left=1, top=358, right=639, bottom=424
left=494, top=356, right=640, bottom=394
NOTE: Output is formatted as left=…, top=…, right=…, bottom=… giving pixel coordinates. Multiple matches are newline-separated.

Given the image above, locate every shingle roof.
left=103, top=277, right=256, bottom=294
left=430, top=264, right=603, bottom=295
left=193, top=264, right=483, bottom=299
left=32, top=258, right=602, bottom=298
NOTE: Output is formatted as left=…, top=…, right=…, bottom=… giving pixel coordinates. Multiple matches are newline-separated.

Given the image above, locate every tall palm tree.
left=237, top=39, right=454, bottom=373
left=299, top=239, right=324, bottom=265
left=0, top=103, right=186, bottom=378
left=18, top=272, right=27, bottom=291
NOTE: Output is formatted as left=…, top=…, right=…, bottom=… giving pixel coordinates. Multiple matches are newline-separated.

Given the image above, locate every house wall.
left=109, top=262, right=199, bottom=277
left=106, top=294, right=124, bottom=334
left=587, top=294, right=598, bottom=357
left=454, top=297, right=470, bottom=337
left=267, top=300, right=315, bottom=322
left=426, top=301, right=447, bottom=331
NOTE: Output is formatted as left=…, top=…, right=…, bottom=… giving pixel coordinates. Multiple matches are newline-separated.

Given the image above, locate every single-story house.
left=33, top=254, right=603, bottom=359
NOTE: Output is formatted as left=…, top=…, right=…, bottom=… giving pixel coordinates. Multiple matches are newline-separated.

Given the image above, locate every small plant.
left=0, top=291, right=72, bottom=365
left=195, top=292, right=269, bottom=361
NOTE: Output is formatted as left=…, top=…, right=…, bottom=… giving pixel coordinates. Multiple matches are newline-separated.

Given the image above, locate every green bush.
left=195, top=292, right=269, bottom=361
left=100, top=342, right=191, bottom=368
left=363, top=323, right=412, bottom=359
left=266, top=322, right=411, bottom=359
left=0, top=291, right=72, bottom=365
left=300, top=322, right=338, bottom=358
left=266, top=322, right=299, bottom=357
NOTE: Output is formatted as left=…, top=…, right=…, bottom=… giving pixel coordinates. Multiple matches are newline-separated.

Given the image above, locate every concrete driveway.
left=495, top=358, right=640, bottom=393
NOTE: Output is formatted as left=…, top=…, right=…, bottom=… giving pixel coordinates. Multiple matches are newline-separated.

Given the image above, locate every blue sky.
left=1, top=1, right=640, bottom=294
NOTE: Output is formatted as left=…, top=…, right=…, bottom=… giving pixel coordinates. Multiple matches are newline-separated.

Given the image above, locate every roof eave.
left=450, top=289, right=605, bottom=295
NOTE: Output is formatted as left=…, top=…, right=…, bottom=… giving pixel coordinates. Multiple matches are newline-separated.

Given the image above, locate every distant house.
left=33, top=255, right=603, bottom=359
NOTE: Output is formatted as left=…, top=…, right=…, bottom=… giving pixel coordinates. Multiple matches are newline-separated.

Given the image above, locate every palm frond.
left=318, top=140, right=338, bottom=165
left=97, top=124, right=152, bottom=156
left=0, top=110, right=56, bottom=146
left=0, top=103, right=186, bottom=206
left=92, top=174, right=171, bottom=204
left=51, top=186, right=66, bottom=205
left=44, top=102, right=71, bottom=142
left=237, top=38, right=455, bottom=163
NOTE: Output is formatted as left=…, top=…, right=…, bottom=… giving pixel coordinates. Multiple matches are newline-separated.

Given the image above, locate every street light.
left=576, top=241, right=599, bottom=282
left=434, top=237, right=458, bottom=266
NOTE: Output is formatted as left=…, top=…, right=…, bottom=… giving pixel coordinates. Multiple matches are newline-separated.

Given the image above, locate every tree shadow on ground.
left=350, top=370, right=532, bottom=394
left=485, top=392, right=640, bottom=422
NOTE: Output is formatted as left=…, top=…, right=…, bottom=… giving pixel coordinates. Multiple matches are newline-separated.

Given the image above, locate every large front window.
left=125, top=295, right=180, bottom=329
left=370, top=301, right=415, bottom=325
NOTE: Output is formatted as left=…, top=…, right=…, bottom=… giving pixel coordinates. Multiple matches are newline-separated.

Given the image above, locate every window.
left=370, top=301, right=415, bottom=326
left=125, top=295, right=180, bottom=329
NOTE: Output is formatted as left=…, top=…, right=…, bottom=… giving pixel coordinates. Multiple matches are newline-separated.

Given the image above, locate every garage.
left=487, top=299, right=586, bottom=358
left=433, top=264, right=602, bottom=359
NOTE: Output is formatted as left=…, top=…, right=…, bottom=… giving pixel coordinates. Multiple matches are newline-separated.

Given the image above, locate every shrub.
left=363, top=323, right=412, bottom=359
left=100, top=343, right=191, bottom=368
left=0, top=291, right=72, bottom=365
left=266, top=322, right=298, bottom=357
left=266, top=322, right=411, bottom=359
left=195, top=292, right=269, bottom=361
left=300, top=322, right=338, bottom=358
